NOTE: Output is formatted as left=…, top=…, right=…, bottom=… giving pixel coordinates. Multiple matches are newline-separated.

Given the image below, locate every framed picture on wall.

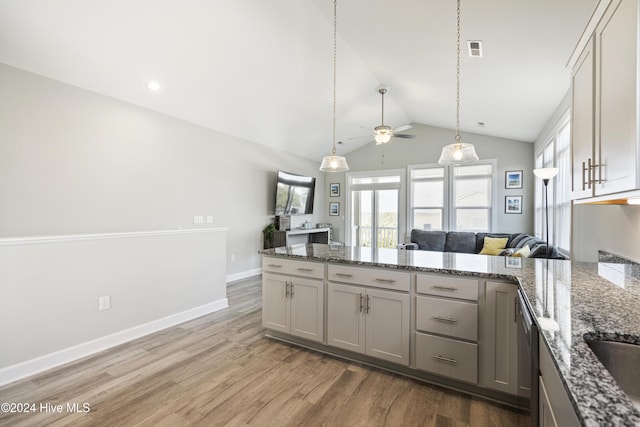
left=505, top=170, right=523, bottom=189
left=329, top=202, right=340, bottom=216
left=330, top=183, right=340, bottom=197
left=505, top=196, right=523, bottom=214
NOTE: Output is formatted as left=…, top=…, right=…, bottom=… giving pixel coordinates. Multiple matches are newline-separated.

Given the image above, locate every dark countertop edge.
left=261, top=246, right=640, bottom=426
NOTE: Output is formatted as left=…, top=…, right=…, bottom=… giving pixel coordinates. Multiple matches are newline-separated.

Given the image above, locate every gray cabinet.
left=414, top=274, right=480, bottom=384
left=538, top=335, right=580, bottom=427
left=262, top=258, right=324, bottom=343
left=327, top=268, right=410, bottom=366
left=482, top=281, right=519, bottom=395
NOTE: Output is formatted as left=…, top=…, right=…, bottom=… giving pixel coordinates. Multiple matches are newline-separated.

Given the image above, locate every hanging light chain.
left=455, top=0, right=461, bottom=144
left=332, top=0, right=337, bottom=155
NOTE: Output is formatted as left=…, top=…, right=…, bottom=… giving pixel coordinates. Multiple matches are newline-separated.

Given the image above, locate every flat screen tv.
left=274, top=170, right=316, bottom=216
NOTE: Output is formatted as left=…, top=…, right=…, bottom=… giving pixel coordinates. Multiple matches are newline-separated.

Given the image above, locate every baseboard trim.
left=0, top=298, right=229, bottom=387
left=226, top=268, right=261, bottom=283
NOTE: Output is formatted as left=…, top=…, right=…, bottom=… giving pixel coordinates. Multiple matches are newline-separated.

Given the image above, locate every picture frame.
left=505, top=170, right=523, bottom=189
left=329, top=202, right=340, bottom=216
left=330, top=183, right=340, bottom=197
left=505, top=195, right=523, bottom=214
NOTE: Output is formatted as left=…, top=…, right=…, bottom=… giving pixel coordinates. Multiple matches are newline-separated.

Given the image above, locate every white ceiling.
left=0, top=0, right=598, bottom=161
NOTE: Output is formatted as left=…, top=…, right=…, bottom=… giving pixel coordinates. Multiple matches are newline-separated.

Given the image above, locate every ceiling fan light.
left=374, top=133, right=392, bottom=144
left=320, top=155, right=349, bottom=172
left=438, top=142, right=479, bottom=165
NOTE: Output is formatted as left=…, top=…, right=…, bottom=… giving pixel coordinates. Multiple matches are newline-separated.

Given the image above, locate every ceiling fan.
left=371, top=88, right=415, bottom=145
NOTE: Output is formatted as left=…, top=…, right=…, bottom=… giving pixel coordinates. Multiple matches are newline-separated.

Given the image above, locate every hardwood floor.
left=0, top=276, right=529, bottom=426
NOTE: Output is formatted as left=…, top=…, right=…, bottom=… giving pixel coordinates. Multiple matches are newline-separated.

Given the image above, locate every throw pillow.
left=512, top=245, right=531, bottom=258
left=479, top=237, right=509, bottom=255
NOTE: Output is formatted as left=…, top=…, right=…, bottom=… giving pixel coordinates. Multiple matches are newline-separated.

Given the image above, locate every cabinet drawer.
left=416, top=296, right=478, bottom=341
left=416, top=274, right=478, bottom=301
left=415, top=332, right=478, bottom=384
left=328, top=264, right=410, bottom=292
left=262, top=257, right=324, bottom=279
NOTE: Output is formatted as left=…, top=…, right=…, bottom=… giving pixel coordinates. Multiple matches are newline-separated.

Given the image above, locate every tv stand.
left=273, top=227, right=331, bottom=247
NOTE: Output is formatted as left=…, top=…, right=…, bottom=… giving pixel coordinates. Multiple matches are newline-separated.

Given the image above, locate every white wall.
left=326, top=123, right=534, bottom=242
left=0, top=229, right=227, bottom=382
left=0, top=64, right=325, bottom=278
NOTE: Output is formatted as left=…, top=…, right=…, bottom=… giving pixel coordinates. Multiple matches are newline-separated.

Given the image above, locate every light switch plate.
left=194, top=215, right=204, bottom=224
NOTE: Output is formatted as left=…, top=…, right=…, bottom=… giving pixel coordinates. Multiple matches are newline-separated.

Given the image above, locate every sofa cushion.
left=410, top=229, right=446, bottom=251
left=479, top=237, right=509, bottom=255
left=444, top=232, right=476, bottom=253
left=475, top=233, right=513, bottom=253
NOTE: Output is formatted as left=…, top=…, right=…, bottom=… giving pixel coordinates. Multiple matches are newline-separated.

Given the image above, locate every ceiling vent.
left=467, top=40, right=483, bottom=57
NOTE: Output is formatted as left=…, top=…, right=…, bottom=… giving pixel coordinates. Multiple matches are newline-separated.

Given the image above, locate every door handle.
left=366, top=295, right=371, bottom=313
left=285, top=282, right=290, bottom=298
left=290, top=283, right=294, bottom=298
left=359, top=293, right=364, bottom=313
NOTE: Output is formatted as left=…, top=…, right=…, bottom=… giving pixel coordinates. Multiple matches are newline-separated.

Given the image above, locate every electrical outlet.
left=99, top=296, right=110, bottom=311
left=193, top=215, right=204, bottom=224
left=231, top=254, right=235, bottom=262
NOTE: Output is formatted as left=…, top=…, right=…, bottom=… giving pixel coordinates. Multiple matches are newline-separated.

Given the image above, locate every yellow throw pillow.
left=512, top=245, right=531, bottom=258
left=479, top=237, right=509, bottom=255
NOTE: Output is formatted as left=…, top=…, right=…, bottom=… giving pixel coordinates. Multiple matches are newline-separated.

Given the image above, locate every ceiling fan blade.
left=393, top=124, right=413, bottom=133
left=394, top=134, right=416, bottom=139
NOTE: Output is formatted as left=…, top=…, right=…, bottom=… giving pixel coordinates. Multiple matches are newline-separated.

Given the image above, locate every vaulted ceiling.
left=0, top=0, right=598, bottom=161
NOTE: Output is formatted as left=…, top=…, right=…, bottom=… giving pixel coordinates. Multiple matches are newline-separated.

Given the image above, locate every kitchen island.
left=260, top=244, right=640, bottom=426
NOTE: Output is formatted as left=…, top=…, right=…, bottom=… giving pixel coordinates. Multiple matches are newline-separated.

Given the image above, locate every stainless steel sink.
left=586, top=339, right=640, bottom=410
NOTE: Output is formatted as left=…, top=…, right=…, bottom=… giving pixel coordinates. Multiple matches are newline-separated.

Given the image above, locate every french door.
left=346, top=170, right=405, bottom=248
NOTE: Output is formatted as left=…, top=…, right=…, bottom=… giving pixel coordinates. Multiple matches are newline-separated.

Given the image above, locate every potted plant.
left=263, top=223, right=276, bottom=249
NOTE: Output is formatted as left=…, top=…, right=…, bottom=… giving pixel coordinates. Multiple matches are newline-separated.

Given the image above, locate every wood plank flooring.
left=0, top=276, right=529, bottom=426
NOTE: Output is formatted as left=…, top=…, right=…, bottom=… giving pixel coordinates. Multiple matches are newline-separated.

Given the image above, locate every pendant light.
left=438, top=0, right=479, bottom=166
left=320, top=0, right=349, bottom=172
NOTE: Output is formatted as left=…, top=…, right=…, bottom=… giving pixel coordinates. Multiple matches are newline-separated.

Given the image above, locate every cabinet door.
left=365, top=288, right=410, bottom=366
left=290, top=277, right=324, bottom=343
left=595, top=0, right=638, bottom=196
left=571, top=36, right=595, bottom=199
left=262, top=274, right=290, bottom=334
left=482, top=281, right=518, bottom=395
left=327, top=283, right=366, bottom=354
left=539, top=376, right=559, bottom=427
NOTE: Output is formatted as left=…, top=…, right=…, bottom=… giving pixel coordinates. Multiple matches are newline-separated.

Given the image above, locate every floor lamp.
left=533, top=167, right=560, bottom=332
left=533, top=167, right=559, bottom=259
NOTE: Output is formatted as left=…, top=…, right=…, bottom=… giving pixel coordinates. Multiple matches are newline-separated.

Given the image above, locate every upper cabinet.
left=571, top=0, right=640, bottom=202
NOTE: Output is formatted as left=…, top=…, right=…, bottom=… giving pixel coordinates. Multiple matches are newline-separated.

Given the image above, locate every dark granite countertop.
left=261, top=244, right=640, bottom=426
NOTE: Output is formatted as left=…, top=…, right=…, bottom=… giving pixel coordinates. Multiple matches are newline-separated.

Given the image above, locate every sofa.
left=405, top=229, right=566, bottom=259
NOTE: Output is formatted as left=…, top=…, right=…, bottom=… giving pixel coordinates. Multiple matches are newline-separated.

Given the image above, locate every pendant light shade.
left=320, top=155, right=349, bottom=172
left=320, top=0, right=349, bottom=173
left=438, top=0, right=479, bottom=166
left=438, top=141, right=479, bottom=165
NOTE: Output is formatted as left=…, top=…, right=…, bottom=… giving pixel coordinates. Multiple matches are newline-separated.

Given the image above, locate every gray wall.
left=326, top=123, right=534, bottom=242
left=0, top=64, right=325, bottom=277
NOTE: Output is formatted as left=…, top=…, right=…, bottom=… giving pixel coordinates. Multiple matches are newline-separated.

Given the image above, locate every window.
left=535, top=112, right=571, bottom=255
left=408, top=160, right=495, bottom=232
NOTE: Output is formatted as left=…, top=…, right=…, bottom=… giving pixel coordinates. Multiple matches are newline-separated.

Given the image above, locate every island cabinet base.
left=265, top=331, right=529, bottom=411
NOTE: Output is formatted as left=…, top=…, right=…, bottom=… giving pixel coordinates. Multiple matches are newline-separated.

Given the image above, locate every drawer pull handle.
left=432, top=285, right=458, bottom=291
left=433, top=355, right=458, bottom=365
left=297, top=268, right=313, bottom=272
left=268, top=264, right=283, bottom=268
left=335, top=273, right=353, bottom=278
left=375, top=278, right=396, bottom=283
left=432, top=316, right=458, bottom=324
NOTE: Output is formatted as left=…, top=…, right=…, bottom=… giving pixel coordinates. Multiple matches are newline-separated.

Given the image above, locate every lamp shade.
left=438, top=143, right=479, bottom=165
left=320, top=155, right=349, bottom=172
left=533, top=168, right=559, bottom=180
left=374, top=133, right=391, bottom=144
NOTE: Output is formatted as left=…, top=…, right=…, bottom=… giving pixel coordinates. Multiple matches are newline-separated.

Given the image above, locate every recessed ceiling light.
left=147, top=81, right=160, bottom=91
